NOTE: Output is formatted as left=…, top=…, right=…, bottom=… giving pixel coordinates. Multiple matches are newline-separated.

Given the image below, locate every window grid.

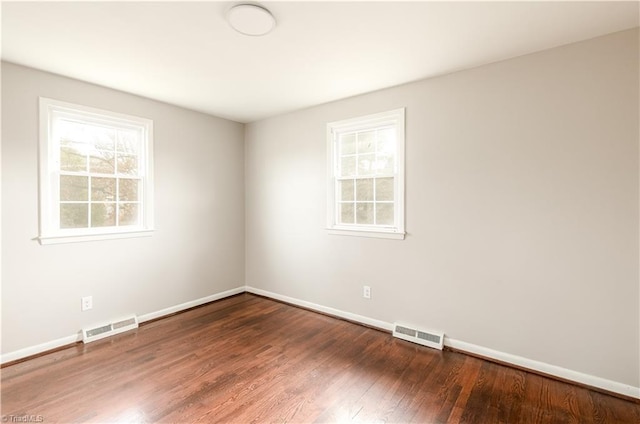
left=335, top=126, right=396, bottom=227
left=56, top=121, right=143, bottom=229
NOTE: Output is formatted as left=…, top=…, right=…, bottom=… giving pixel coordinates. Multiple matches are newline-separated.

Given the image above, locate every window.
left=327, top=108, right=405, bottom=239
left=39, top=98, right=154, bottom=244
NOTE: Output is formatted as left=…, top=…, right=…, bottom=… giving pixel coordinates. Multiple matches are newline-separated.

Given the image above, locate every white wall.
left=245, top=29, right=639, bottom=388
left=1, top=62, right=245, bottom=354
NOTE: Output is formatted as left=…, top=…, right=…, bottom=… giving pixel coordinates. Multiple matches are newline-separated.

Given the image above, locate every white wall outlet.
left=363, top=285, right=371, bottom=299
left=81, top=296, right=93, bottom=311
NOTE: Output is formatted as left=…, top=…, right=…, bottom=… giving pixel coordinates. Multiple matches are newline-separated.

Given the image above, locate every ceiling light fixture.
left=227, top=3, right=276, bottom=37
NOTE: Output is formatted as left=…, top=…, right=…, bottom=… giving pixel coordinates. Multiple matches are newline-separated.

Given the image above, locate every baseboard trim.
left=1, top=286, right=246, bottom=365
left=245, top=286, right=393, bottom=332
left=246, top=286, right=640, bottom=401
left=137, top=286, right=246, bottom=324
left=0, top=334, right=82, bottom=365
left=445, top=339, right=640, bottom=401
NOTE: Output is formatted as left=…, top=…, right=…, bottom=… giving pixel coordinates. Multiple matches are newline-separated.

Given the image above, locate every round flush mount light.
left=227, top=4, right=276, bottom=36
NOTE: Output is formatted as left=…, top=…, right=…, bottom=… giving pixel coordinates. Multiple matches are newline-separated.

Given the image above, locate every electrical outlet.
left=363, top=285, right=371, bottom=299
left=81, top=296, right=93, bottom=311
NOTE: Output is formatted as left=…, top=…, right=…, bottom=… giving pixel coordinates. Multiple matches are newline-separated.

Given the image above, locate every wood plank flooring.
left=1, top=293, right=638, bottom=423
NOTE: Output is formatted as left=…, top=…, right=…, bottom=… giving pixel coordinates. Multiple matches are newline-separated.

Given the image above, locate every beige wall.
left=1, top=62, right=245, bottom=353
left=245, top=29, right=639, bottom=387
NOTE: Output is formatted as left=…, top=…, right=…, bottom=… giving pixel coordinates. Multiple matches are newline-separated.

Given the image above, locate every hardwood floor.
left=2, top=293, right=638, bottom=423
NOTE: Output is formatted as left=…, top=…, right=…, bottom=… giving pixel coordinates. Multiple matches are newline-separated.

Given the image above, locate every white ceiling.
left=2, top=1, right=638, bottom=123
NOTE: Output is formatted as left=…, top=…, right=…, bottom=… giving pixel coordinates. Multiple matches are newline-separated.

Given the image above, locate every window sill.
left=327, top=227, right=405, bottom=240
left=38, top=229, right=154, bottom=245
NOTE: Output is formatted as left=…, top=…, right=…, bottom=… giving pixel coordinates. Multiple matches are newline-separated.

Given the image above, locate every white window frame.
left=326, top=108, right=405, bottom=240
left=38, top=97, right=154, bottom=245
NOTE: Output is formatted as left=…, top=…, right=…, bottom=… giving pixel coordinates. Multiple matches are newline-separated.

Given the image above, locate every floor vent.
left=82, top=316, right=138, bottom=343
left=393, top=323, right=444, bottom=350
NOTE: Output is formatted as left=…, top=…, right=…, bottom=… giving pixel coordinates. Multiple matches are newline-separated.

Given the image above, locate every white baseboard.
left=445, top=338, right=640, bottom=400
left=1, top=286, right=245, bottom=365
left=137, top=286, right=245, bottom=323
left=245, top=286, right=393, bottom=332
left=0, top=333, right=82, bottom=364
left=246, top=286, right=640, bottom=400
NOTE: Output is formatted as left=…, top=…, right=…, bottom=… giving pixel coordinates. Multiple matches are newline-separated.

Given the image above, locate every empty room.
left=1, top=1, right=639, bottom=422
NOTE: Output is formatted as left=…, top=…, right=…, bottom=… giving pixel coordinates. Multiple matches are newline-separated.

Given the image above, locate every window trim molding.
left=326, top=108, right=406, bottom=240
left=38, top=97, right=154, bottom=245
left=38, top=230, right=154, bottom=245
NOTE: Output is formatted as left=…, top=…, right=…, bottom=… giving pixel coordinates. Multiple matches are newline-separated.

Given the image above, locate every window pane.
left=339, top=179, right=354, bottom=201
left=374, top=153, right=394, bottom=175
left=340, top=156, right=356, bottom=177
left=356, top=202, right=374, bottom=225
left=119, top=203, right=139, bottom=226
left=60, top=203, right=88, bottom=228
left=376, top=127, right=395, bottom=154
left=356, top=178, right=373, bottom=201
left=376, top=178, right=394, bottom=201
left=90, top=125, right=116, bottom=151
left=91, top=203, right=116, bottom=227
left=339, top=202, right=354, bottom=224
left=357, top=130, right=375, bottom=153
left=117, top=129, right=140, bottom=154
left=117, top=154, right=139, bottom=175
left=58, top=120, right=86, bottom=144
left=60, top=137, right=82, bottom=147
left=376, top=203, right=394, bottom=226
left=58, top=120, right=97, bottom=145
left=60, top=175, right=88, bottom=201
left=60, top=145, right=87, bottom=172
left=91, top=177, right=116, bottom=201
left=119, top=179, right=139, bottom=202
left=340, top=133, right=356, bottom=155
left=357, top=154, right=375, bottom=176
left=89, top=150, right=116, bottom=174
